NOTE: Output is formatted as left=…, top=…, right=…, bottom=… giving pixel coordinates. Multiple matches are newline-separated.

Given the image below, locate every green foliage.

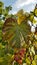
left=29, top=5, right=37, bottom=23
left=0, top=1, right=37, bottom=65
left=0, top=1, right=12, bottom=21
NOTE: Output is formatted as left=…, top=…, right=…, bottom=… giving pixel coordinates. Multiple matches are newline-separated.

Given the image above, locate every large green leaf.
left=2, top=18, right=31, bottom=48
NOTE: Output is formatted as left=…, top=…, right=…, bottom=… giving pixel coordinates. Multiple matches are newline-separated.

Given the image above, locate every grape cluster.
left=14, top=48, right=26, bottom=64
